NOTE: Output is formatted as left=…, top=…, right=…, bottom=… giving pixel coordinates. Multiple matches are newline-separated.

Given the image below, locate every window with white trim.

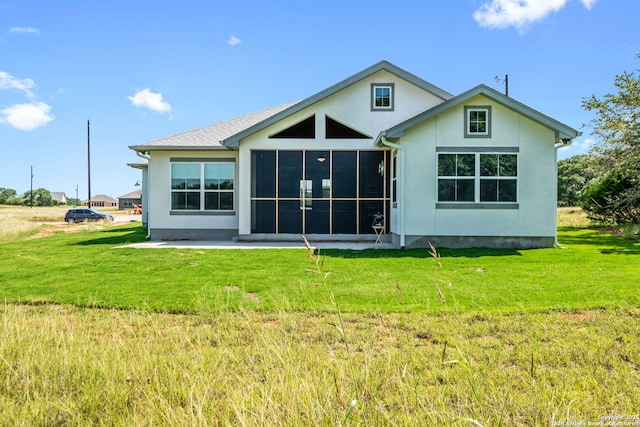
left=171, top=162, right=234, bottom=211
left=465, top=106, right=491, bottom=137
left=371, top=83, right=394, bottom=111
left=437, top=153, right=517, bottom=203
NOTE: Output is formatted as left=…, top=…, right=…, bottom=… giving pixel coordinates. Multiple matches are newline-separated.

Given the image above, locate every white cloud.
left=9, top=26, right=41, bottom=36
left=0, top=102, right=53, bottom=131
left=474, top=0, right=595, bottom=33
left=128, top=88, right=171, bottom=114
left=557, top=137, right=596, bottom=160
left=0, top=70, right=36, bottom=98
left=228, top=36, right=242, bottom=46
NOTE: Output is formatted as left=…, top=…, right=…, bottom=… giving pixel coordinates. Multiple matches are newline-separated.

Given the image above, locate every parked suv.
left=64, top=208, right=114, bottom=223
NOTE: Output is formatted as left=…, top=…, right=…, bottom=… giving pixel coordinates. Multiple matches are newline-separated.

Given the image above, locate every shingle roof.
left=129, top=102, right=299, bottom=151
left=118, top=190, right=142, bottom=199
left=84, top=194, right=117, bottom=203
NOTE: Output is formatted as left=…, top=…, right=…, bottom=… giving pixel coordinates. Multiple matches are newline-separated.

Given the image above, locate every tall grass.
left=1, top=304, right=638, bottom=425
left=0, top=206, right=68, bottom=241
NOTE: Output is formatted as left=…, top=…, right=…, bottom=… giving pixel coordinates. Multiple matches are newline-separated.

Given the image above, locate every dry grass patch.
left=1, top=304, right=638, bottom=426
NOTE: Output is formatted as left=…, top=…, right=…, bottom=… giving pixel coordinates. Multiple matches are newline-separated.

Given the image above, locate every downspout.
left=553, top=139, right=573, bottom=248
left=135, top=151, right=152, bottom=239
left=380, top=134, right=406, bottom=249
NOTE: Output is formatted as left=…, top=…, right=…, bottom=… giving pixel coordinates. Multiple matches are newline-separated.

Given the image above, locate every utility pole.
left=30, top=165, right=34, bottom=208
left=87, top=119, right=91, bottom=208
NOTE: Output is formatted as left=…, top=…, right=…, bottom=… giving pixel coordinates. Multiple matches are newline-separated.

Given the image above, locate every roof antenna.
left=495, top=74, right=508, bottom=97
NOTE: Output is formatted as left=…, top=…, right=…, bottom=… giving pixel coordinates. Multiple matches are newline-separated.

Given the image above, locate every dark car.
left=64, top=208, right=114, bottom=223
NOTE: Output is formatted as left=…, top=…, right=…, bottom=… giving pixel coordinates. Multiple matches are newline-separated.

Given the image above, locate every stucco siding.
left=397, top=95, right=557, bottom=244
left=147, top=151, right=239, bottom=237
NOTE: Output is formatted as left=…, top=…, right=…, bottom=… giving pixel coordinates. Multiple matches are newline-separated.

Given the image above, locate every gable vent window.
left=270, top=115, right=315, bottom=139
left=325, top=116, right=371, bottom=139
left=371, top=83, right=394, bottom=111
left=464, top=106, right=491, bottom=138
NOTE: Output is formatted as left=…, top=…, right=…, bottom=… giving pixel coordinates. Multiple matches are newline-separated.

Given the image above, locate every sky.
left=1, top=0, right=639, bottom=200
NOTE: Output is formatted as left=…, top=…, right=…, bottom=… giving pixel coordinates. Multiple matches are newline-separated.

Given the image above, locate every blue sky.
left=1, top=0, right=638, bottom=200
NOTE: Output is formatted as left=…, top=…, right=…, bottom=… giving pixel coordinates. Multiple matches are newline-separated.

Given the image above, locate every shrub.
left=581, top=167, right=640, bottom=223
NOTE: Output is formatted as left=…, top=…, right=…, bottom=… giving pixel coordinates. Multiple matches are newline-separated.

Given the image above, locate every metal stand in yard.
left=372, top=213, right=385, bottom=249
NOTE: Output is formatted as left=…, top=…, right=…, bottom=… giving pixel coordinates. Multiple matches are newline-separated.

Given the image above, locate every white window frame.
left=371, top=83, right=394, bottom=111
left=464, top=106, right=491, bottom=138
left=170, top=160, right=235, bottom=212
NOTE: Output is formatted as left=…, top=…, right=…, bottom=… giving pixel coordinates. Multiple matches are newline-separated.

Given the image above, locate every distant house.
left=84, top=194, right=117, bottom=208
left=118, top=189, right=142, bottom=210
left=50, top=192, right=68, bottom=205
left=129, top=60, right=580, bottom=248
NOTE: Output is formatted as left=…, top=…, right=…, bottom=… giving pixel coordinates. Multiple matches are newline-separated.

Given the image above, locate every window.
left=437, top=154, right=475, bottom=202
left=371, top=83, right=394, bottom=111
left=171, top=161, right=234, bottom=211
left=438, top=153, right=517, bottom=203
left=270, top=115, right=315, bottom=139
left=465, top=106, right=491, bottom=137
left=480, top=154, right=517, bottom=202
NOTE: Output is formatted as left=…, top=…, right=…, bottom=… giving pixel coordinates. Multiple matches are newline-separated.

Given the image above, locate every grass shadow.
left=321, top=247, right=522, bottom=259
left=72, top=225, right=148, bottom=246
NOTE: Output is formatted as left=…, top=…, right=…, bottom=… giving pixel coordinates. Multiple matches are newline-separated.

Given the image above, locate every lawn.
left=0, top=213, right=638, bottom=314
left=0, top=207, right=639, bottom=425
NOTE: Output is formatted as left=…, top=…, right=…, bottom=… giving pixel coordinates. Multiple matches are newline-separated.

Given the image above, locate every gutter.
left=553, top=138, right=574, bottom=248
left=135, top=151, right=152, bottom=239
left=380, top=134, right=406, bottom=249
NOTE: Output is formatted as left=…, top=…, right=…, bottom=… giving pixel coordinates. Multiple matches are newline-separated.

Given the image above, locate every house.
left=50, top=192, right=68, bottom=205
left=83, top=194, right=118, bottom=208
left=129, top=61, right=580, bottom=248
left=118, top=189, right=142, bottom=210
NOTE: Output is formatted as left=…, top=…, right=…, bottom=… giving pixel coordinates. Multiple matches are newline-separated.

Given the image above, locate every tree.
left=557, top=154, right=597, bottom=207
left=0, top=188, right=17, bottom=204
left=22, top=188, right=53, bottom=207
left=581, top=54, right=640, bottom=222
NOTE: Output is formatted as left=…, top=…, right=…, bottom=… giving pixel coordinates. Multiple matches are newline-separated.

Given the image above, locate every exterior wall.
left=118, top=198, right=142, bottom=210
left=236, top=70, right=446, bottom=236
left=396, top=94, right=558, bottom=248
left=147, top=150, right=239, bottom=240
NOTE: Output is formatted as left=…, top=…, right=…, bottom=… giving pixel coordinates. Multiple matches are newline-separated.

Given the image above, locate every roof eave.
left=129, top=144, right=231, bottom=152
left=383, top=84, right=581, bottom=142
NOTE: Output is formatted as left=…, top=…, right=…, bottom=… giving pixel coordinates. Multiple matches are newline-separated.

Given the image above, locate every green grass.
left=0, top=223, right=638, bottom=314
left=1, top=211, right=639, bottom=425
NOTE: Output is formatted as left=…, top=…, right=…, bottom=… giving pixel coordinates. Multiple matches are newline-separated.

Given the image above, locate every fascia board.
left=383, top=84, right=580, bottom=143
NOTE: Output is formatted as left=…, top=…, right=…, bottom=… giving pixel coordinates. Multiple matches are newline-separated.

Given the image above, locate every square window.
left=371, top=83, right=394, bottom=111
left=171, top=161, right=234, bottom=211
left=464, top=106, right=491, bottom=138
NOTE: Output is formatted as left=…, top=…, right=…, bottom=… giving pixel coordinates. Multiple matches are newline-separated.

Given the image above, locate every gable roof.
left=129, top=102, right=299, bottom=152
left=84, top=194, right=117, bottom=203
left=129, top=61, right=453, bottom=152
left=221, top=60, right=454, bottom=148
left=377, top=84, right=581, bottom=145
left=50, top=192, right=67, bottom=203
left=118, top=190, right=142, bottom=199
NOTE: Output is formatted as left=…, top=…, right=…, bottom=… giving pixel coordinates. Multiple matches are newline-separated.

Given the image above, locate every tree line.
left=558, top=54, right=639, bottom=224
left=0, top=188, right=80, bottom=207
